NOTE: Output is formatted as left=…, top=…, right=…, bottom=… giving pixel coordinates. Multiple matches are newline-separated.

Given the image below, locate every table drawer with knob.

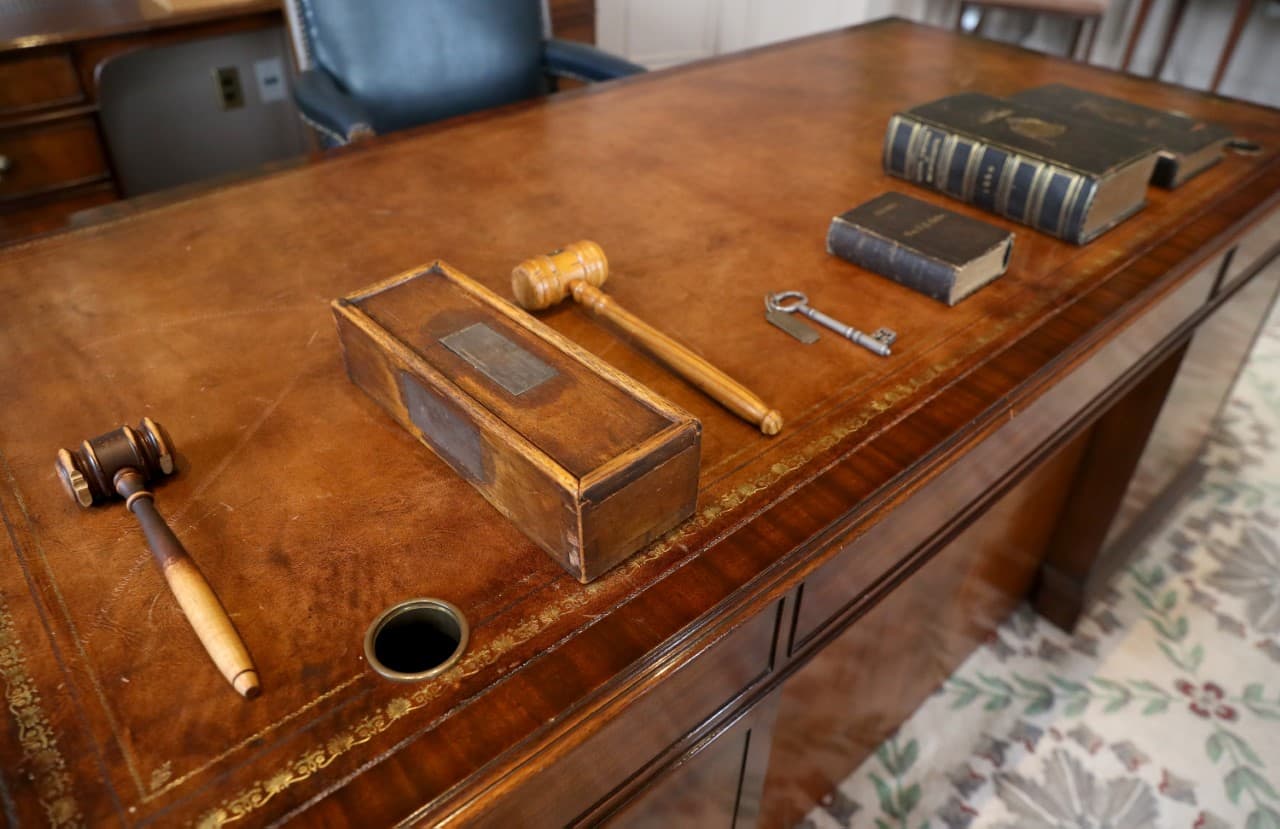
left=0, top=116, right=110, bottom=201
left=0, top=49, right=84, bottom=115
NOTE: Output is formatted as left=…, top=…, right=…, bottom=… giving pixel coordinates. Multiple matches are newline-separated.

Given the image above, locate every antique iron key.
left=765, top=291, right=896, bottom=357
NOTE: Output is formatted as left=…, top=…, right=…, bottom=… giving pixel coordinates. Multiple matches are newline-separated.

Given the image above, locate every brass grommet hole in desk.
left=364, top=598, right=469, bottom=682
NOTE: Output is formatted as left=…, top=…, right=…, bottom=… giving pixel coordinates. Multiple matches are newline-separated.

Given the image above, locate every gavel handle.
left=571, top=281, right=783, bottom=435
left=115, top=470, right=260, bottom=699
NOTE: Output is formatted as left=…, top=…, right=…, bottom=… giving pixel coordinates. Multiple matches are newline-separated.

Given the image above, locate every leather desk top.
left=0, top=18, right=1277, bottom=826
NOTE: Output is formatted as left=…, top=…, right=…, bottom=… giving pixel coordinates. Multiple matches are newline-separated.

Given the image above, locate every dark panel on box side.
left=398, top=370, right=489, bottom=483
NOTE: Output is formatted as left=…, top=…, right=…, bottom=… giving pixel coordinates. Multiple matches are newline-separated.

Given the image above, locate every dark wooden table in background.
left=0, top=18, right=1277, bottom=828
left=0, top=0, right=284, bottom=243
left=0, top=0, right=595, bottom=245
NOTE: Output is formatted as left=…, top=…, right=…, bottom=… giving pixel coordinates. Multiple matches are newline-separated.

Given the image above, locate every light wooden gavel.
left=512, top=241, right=783, bottom=436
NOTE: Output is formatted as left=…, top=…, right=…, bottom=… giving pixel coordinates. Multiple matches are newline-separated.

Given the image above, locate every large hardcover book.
left=883, top=92, right=1160, bottom=244
left=1011, top=84, right=1233, bottom=188
left=827, top=192, right=1013, bottom=306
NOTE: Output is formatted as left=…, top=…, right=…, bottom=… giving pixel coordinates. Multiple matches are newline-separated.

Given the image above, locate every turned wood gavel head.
left=56, top=417, right=175, bottom=508
left=511, top=240, right=609, bottom=311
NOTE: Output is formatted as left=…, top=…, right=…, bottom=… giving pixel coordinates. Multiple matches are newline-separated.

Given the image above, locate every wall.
left=597, top=0, right=1280, bottom=107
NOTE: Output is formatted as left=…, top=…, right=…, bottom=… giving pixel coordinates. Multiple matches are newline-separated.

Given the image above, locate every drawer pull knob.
left=0, top=155, right=10, bottom=179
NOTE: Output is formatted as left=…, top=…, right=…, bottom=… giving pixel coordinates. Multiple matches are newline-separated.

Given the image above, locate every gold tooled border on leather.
left=0, top=600, right=83, bottom=827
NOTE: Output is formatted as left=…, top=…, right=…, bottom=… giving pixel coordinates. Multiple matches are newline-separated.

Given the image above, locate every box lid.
left=349, top=265, right=690, bottom=480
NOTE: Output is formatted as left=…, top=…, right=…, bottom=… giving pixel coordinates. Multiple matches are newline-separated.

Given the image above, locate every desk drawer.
left=474, top=602, right=780, bottom=827
left=0, top=50, right=83, bottom=115
left=0, top=182, right=115, bottom=244
left=0, top=117, right=109, bottom=201
left=791, top=254, right=1221, bottom=650
left=1220, top=205, right=1280, bottom=293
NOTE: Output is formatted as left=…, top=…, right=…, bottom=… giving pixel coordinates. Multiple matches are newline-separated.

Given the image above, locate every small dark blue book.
left=827, top=192, right=1013, bottom=306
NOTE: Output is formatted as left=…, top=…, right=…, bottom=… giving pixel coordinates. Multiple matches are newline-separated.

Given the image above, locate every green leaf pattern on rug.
left=1242, top=683, right=1280, bottom=720
left=1130, top=563, right=1205, bottom=673
left=870, top=736, right=928, bottom=829
left=1208, top=725, right=1280, bottom=828
left=945, top=673, right=1173, bottom=718
left=941, top=560, right=1280, bottom=828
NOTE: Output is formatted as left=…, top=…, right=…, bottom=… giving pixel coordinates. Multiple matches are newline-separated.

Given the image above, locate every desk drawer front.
left=0, top=182, right=115, bottom=244
left=0, top=50, right=83, bottom=114
left=792, top=254, right=1222, bottom=650
left=1221, top=205, right=1280, bottom=293
left=0, top=117, right=108, bottom=201
left=474, top=603, right=779, bottom=828
left=1104, top=258, right=1280, bottom=553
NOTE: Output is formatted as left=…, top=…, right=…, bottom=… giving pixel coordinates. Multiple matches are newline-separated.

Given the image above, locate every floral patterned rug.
left=801, top=305, right=1280, bottom=829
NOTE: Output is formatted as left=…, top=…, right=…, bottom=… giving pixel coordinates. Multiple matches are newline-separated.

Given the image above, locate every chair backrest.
left=99, top=28, right=309, bottom=196
left=286, top=0, right=551, bottom=134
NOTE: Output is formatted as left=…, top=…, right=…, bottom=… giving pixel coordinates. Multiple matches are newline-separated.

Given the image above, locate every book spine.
left=826, top=217, right=957, bottom=305
left=883, top=114, right=1098, bottom=244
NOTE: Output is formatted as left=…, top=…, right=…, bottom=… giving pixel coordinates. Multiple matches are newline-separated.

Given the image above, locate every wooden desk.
left=0, top=19, right=1277, bottom=827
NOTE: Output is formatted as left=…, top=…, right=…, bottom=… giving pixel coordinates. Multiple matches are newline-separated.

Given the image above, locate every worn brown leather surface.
left=0, top=19, right=1277, bottom=826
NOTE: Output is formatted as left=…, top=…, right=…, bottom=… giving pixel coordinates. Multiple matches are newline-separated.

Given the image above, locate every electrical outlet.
left=213, top=66, right=244, bottom=110
left=253, top=58, right=286, bottom=104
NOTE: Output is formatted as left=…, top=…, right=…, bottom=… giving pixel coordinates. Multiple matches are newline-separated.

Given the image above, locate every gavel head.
left=511, top=240, right=609, bottom=311
left=56, top=417, right=175, bottom=508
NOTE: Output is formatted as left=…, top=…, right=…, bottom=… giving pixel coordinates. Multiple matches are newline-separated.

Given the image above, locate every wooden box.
left=332, top=262, right=702, bottom=582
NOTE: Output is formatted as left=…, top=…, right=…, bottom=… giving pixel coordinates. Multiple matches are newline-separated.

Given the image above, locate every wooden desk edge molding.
left=0, top=18, right=1277, bottom=828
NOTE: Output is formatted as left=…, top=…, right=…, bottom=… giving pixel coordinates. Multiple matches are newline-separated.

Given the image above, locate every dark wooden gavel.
left=512, top=241, right=784, bottom=435
left=56, top=418, right=260, bottom=699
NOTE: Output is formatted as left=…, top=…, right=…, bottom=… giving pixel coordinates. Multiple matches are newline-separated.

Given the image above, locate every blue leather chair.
left=284, top=0, right=646, bottom=146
